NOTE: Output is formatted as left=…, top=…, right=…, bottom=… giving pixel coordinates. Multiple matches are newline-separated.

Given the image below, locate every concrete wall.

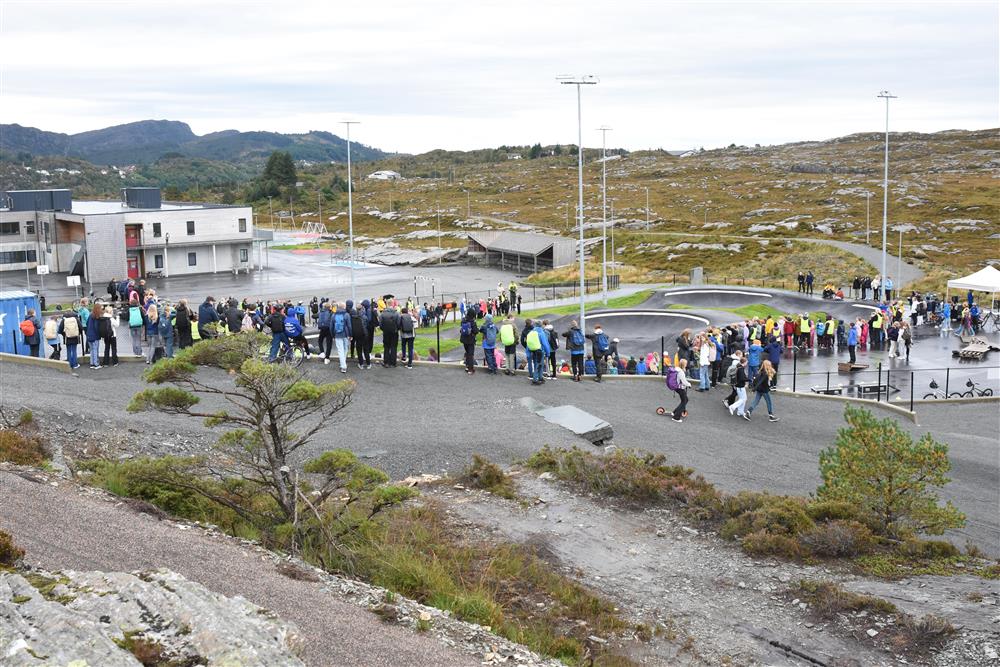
left=83, top=215, right=127, bottom=283
left=142, top=242, right=252, bottom=277
left=0, top=210, right=44, bottom=272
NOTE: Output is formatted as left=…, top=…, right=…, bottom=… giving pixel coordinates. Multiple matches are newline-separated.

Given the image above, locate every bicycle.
left=979, top=310, right=1000, bottom=333
left=259, top=338, right=307, bottom=367
left=960, top=379, right=994, bottom=398
left=922, top=379, right=965, bottom=400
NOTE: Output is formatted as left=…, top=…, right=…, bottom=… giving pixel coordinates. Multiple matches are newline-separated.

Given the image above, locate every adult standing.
left=175, top=299, right=193, bottom=349
left=265, top=307, right=287, bottom=361
left=77, top=298, right=91, bottom=355
left=318, top=302, right=333, bottom=363
left=527, top=320, right=550, bottom=385
left=544, top=320, right=558, bottom=379
left=350, top=301, right=370, bottom=369
left=805, top=271, right=814, bottom=296
left=676, top=329, right=694, bottom=374
left=696, top=334, right=712, bottom=391
left=159, top=304, right=175, bottom=359
left=197, top=296, right=220, bottom=340
left=379, top=301, right=400, bottom=368
left=144, top=303, right=163, bottom=364
left=20, top=309, right=41, bottom=358
left=883, top=276, right=893, bottom=301
left=562, top=320, right=585, bottom=381
left=107, top=278, right=118, bottom=303
left=84, top=303, right=102, bottom=369
left=332, top=302, right=353, bottom=373
left=797, top=272, right=805, bottom=293
left=459, top=310, right=479, bottom=374
left=398, top=306, right=415, bottom=369
left=585, top=323, right=611, bottom=383
left=744, top=360, right=779, bottom=422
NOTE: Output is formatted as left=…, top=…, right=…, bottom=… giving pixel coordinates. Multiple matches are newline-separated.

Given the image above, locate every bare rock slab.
left=520, top=397, right=613, bottom=445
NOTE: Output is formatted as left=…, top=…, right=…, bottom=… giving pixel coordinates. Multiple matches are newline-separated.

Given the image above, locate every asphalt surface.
left=0, top=473, right=478, bottom=667
left=5, top=359, right=998, bottom=555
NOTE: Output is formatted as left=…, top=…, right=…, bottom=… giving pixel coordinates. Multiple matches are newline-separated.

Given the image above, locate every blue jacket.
left=481, top=316, right=497, bottom=349
left=532, top=324, right=551, bottom=355
left=763, top=341, right=782, bottom=365
left=332, top=310, right=353, bottom=339
left=318, top=308, right=332, bottom=329
left=145, top=309, right=159, bottom=336
left=85, top=314, right=101, bottom=343
left=159, top=315, right=174, bottom=341
left=284, top=315, right=303, bottom=337
left=747, top=343, right=763, bottom=367
left=198, top=301, right=220, bottom=329
left=584, top=358, right=596, bottom=374
left=848, top=326, right=858, bottom=346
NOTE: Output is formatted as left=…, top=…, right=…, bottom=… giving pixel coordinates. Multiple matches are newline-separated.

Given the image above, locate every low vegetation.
left=458, top=455, right=519, bottom=500
left=0, top=530, right=25, bottom=567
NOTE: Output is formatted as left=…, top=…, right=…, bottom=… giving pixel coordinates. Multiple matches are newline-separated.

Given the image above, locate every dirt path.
left=0, top=470, right=479, bottom=667
left=437, top=474, right=998, bottom=667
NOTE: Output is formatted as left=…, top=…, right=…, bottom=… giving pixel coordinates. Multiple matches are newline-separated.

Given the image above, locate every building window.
left=240, top=248, right=249, bottom=263
left=154, top=254, right=164, bottom=269
left=188, top=252, right=197, bottom=266
left=186, top=220, right=195, bottom=235
left=152, top=222, right=162, bottom=238
left=238, top=218, right=247, bottom=233
left=0, top=250, right=37, bottom=264
left=25, top=221, right=35, bottom=235
left=0, top=222, right=19, bottom=235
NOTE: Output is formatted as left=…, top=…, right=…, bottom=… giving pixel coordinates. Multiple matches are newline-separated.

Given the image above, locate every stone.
left=866, top=628, right=879, bottom=637
left=537, top=472, right=555, bottom=481
left=519, top=399, right=613, bottom=445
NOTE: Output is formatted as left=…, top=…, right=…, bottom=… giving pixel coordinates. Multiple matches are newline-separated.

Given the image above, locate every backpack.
left=241, top=313, right=254, bottom=331
left=570, top=328, right=584, bottom=348
left=525, top=329, right=541, bottom=351
left=460, top=320, right=473, bottom=338
left=816, top=321, right=826, bottom=336
left=63, top=316, right=80, bottom=338
left=595, top=332, right=609, bottom=353
left=129, top=306, right=143, bottom=328
left=499, top=324, right=515, bottom=347
left=666, top=367, right=681, bottom=391
left=19, top=319, right=35, bottom=337
left=334, top=312, right=346, bottom=335
left=725, top=361, right=739, bottom=384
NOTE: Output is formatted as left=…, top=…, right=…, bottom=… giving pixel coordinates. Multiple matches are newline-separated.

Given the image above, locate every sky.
left=0, top=0, right=997, bottom=154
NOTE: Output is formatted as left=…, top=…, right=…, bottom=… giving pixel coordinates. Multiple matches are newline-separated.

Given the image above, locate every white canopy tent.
left=947, top=265, right=1000, bottom=307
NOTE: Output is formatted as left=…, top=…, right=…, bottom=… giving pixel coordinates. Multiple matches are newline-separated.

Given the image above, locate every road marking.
left=662, top=289, right=773, bottom=298
left=587, top=310, right=711, bottom=326
left=851, top=304, right=880, bottom=312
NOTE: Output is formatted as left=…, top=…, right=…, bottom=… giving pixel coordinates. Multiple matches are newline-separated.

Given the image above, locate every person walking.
left=585, top=324, right=611, bottom=383
left=20, top=308, right=42, bottom=358
left=499, top=317, right=518, bottom=375
left=459, top=310, right=479, bottom=374
left=379, top=301, right=401, bottom=367
left=670, top=359, right=691, bottom=422
left=58, top=308, right=82, bottom=370
left=722, top=350, right=743, bottom=408
left=398, top=306, right=416, bottom=369
left=480, top=313, right=499, bottom=374
left=562, top=320, right=586, bottom=381
left=728, top=355, right=749, bottom=418
left=332, top=302, right=353, bottom=373
left=744, top=360, right=779, bottom=422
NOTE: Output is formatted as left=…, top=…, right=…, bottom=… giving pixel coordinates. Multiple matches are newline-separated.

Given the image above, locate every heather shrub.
left=800, top=520, right=876, bottom=558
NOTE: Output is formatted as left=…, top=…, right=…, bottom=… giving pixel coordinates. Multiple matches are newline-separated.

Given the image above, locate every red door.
left=127, top=257, right=139, bottom=279
left=125, top=227, right=140, bottom=248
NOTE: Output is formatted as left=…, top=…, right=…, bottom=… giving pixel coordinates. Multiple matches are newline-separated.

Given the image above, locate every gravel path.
left=0, top=472, right=478, bottom=667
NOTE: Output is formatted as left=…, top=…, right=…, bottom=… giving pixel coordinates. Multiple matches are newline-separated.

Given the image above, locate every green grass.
left=667, top=302, right=832, bottom=323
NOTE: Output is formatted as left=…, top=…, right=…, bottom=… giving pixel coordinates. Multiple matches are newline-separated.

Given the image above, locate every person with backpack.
left=379, top=301, right=401, bottom=367
left=83, top=303, right=102, bottom=369
left=561, top=320, right=586, bottom=381
left=316, top=301, right=333, bottom=364
left=124, top=296, right=143, bottom=356
left=499, top=317, right=518, bottom=375
left=398, top=306, right=416, bottom=369
left=20, top=308, right=41, bottom=358
left=667, top=358, right=691, bottom=422
left=44, top=313, right=61, bottom=360
left=100, top=303, right=119, bottom=366
left=331, top=302, right=354, bottom=373
left=722, top=350, right=744, bottom=408
left=58, top=309, right=82, bottom=370
left=351, top=301, right=371, bottom=369
left=525, top=320, right=550, bottom=385
left=543, top=320, right=558, bottom=379
left=744, top=360, right=779, bottom=423
left=901, top=322, right=913, bottom=361
left=479, top=313, right=499, bottom=374
left=283, top=307, right=311, bottom=359
left=585, top=324, right=610, bottom=383
left=459, top=310, right=479, bottom=374
left=265, top=307, right=287, bottom=361
left=77, top=298, right=92, bottom=355
left=727, top=355, right=750, bottom=418
left=144, top=303, right=163, bottom=364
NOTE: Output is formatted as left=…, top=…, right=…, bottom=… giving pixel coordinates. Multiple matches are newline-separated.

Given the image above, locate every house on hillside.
left=366, top=170, right=403, bottom=181
left=467, top=230, right=575, bottom=273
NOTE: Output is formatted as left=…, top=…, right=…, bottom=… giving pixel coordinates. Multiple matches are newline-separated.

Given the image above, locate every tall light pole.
left=558, top=75, right=598, bottom=330
left=877, top=91, right=896, bottom=286
left=342, top=120, right=360, bottom=301
left=610, top=198, right=615, bottom=282
left=597, top=126, right=612, bottom=304
left=897, top=228, right=902, bottom=293
left=645, top=186, right=650, bottom=231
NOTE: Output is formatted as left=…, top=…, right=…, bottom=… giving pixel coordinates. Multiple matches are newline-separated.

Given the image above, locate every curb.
left=0, top=352, right=72, bottom=374
left=772, top=388, right=918, bottom=423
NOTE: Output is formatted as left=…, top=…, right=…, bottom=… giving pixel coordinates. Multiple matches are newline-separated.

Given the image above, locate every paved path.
left=5, top=361, right=997, bottom=555
left=0, top=472, right=477, bottom=667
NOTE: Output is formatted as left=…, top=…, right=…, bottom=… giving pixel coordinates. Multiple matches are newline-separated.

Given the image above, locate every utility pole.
left=897, top=228, right=903, bottom=292
left=268, top=196, right=273, bottom=228
left=558, top=75, right=598, bottom=330
left=342, top=120, right=360, bottom=301
left=598, top=126, right=612, bottom=304
left=645, top=186, right=650, bottom=231
left=318, top=192, right=322, bottom=227
left=877, top=91, right=897, bottom=286
left=610, top=199, right=615, bottom=282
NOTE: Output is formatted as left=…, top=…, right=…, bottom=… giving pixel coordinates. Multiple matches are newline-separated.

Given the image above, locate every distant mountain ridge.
left=0, top=120, right=388, bottom=166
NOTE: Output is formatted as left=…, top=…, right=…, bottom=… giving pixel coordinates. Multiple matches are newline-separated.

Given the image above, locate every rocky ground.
left=433, top=473, right=1000, bottom=666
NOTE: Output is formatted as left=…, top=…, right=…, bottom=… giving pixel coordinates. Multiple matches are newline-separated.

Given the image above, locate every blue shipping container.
left=0, top=290, right=42, bottom=355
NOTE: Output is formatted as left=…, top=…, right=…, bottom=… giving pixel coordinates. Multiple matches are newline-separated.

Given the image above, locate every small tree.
left=128, top=333, right=357, bottom=523
left=817, top=406, right=965, bottom=538
left=262, top=150, right=297, bottom=186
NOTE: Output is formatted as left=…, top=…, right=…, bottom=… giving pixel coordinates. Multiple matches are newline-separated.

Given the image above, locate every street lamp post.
left=342, top=120, right=360, bottom=301
left=558, top=75, right=598, bottom=330
left=610, top=199, right=615, bottom=283
left=877, top=91, right=896, bottom=287
left=897, top=228, right=903, bottom=292
left=598, top=126, right=612, bottom=304
left=164, top=232, right=170, bottom=278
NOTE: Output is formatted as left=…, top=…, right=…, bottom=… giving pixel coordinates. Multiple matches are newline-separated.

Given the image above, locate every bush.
left=0, top=530, right=24, bottom=567
left=818, top=405, right=965, bottom=537
left=720, top=496, right=814, bottom=540
left=898, top=538, right=960, bottom=560
left=742, top=531, right=804, bottom=559
left=0, top=430, right=47, bottom=466
left=894, top=614, right=957, bottom=654
left=459, top=455, right=518, bottom=500
left=800, top=520, right=876, bottom=558
left=795, top=580, right=897, bottom=617
left=805, top=500, right=864, bottom=524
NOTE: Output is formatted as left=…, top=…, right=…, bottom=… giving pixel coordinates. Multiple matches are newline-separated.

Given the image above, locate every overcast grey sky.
left=1, top=0, right=996, bottom=153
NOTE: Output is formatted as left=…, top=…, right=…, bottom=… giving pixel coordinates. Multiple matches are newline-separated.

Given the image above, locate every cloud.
left=1, top=0, right=996, bottom=152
